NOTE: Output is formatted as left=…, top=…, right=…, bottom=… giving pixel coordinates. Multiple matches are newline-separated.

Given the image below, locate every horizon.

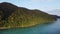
left=0, top=0, right=60, bottom=16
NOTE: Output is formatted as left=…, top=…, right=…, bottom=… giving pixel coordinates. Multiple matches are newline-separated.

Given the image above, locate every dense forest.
left=0, top=2, right=59, bottom=29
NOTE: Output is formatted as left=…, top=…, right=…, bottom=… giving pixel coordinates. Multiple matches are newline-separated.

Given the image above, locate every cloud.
left=33, top=0, right=40, bottom=1
left=31, top=0, right=54, bottom=2
left=47, top=0, right=53, bottom=1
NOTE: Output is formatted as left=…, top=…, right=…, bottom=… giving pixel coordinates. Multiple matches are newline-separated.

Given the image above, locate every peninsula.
left=0, top=2, right=58, bottom=29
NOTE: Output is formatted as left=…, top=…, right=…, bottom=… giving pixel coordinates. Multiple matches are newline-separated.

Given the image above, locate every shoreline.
left=0, top=21, right=55, bottom=29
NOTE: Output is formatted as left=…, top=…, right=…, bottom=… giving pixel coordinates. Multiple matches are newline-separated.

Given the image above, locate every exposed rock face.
left=0, top=2, right=58, bottom=29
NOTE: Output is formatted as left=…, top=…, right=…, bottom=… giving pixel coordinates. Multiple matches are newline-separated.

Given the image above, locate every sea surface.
left=0, top=19, right=60, bottom=34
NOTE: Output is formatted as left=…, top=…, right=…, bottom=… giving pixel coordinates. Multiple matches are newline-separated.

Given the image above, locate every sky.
left=0, top=0, right=60, bottom=16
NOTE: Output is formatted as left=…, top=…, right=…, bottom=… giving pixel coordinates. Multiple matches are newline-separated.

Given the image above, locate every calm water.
left=0, top=19, right=60, bottom=34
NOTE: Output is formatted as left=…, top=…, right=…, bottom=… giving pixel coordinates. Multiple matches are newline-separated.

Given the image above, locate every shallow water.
left=0, top=19, right=60, bottom=34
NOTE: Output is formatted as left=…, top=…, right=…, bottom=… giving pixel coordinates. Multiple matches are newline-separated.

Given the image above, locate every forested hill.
left=0, top=2, right=58, bottom=29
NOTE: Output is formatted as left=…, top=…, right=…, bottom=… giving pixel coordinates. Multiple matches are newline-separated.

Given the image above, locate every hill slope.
left=0, top=2, right=57, bottom=29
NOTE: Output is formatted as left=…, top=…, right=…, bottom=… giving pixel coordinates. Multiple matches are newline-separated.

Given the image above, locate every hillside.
left=0, top=2, right=57, bottom=29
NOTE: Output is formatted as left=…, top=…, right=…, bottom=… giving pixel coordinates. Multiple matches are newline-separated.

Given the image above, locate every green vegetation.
left=0, top=2, right=57, bottom=29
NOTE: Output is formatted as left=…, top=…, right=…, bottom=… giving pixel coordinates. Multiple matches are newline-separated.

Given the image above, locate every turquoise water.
left=0, top=19, right=60, bottom=34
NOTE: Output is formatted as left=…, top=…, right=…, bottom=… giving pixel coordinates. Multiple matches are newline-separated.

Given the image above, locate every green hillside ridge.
left=0, top=2, right=57, bottom=29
